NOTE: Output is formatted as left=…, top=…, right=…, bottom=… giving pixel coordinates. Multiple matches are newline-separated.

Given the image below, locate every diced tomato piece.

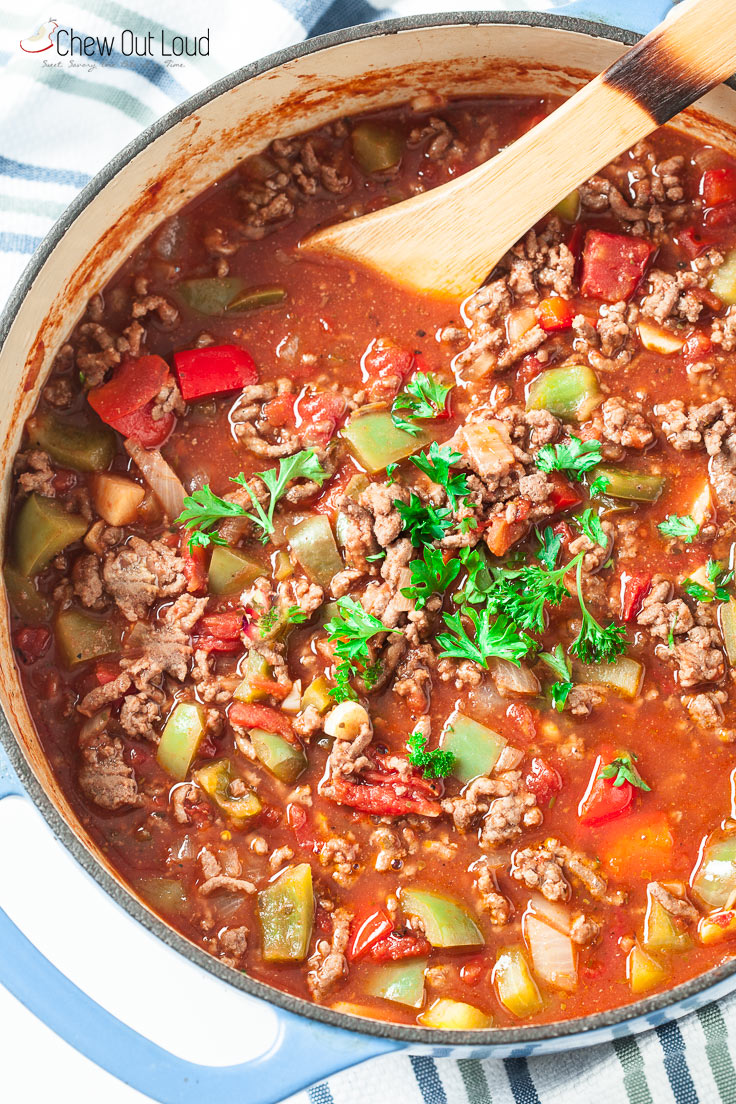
left=536, top=296, right=574, bottom=332
left=88, top=355, right=169, bottom=424
left=180, top=535, right=208, bottom=594
left=580, top=230, right=654, bottom=302
left=485, top=515, right=529, bottom=556
left=525, top=757, right=562, bottom=805
left=14, top=627, right=50, bottom=665
left=362, top=338, right=416, bottom=402
left=286, top=802, right=316, bottom=850
left=620, top=571, right=652, bottom=622
left=552, top=520, right=575, bottom=549
left=95, top=659, right=121, bottom=686
left=173, top=344, right=258, bottom=402
left=262, top=393, right=296, bottom=427
left=701, top=166, right=736, bottom=208
left=677, top=225, right=709, bottom=259
left=229, top=701, right=294, bottom=739
left=197, top=610, right=244, bottom=639
left=195, top=636, right=242, bottom=654
left=198, top=731, right=219, bottom=760
left=52, top=470, right=77, bottom=496
left=547, top=471, right=582, bottom=513
left=704, top=202, right=736, bottom=229
left=578, top=755, right=633, bottom=827
left=516, top=354, right=546, bottom=388
left=506, top=702, right=537, bottom=741
left=348, top=909, right=394, bottom=960
left=367, top=931, right=431, bottom=962
left=295, top=390, right=348, bottom=448
left=567, top=222, right=585, bottom=258
left=329, top=777, right=441, bottom=817
left=684, top=330, right=713, bottom=362
left=112, top=398, right=176, bottom=448
left=313, top=462, right=360, bottom=516
left=246, top=676, right=291, bottom=701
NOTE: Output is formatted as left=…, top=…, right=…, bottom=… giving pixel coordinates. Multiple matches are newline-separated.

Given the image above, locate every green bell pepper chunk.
left=643, top=895, right=692, bottom=954
left=301, top=675, right=331, bottom=714
left=234, top=650, right=272, bottom=703
left=419, top=998, right=492, bottom=1029
left=440, top=712, right=507, bottom=784
left=227, top=285, right=288, bottom=311
left=592, top=465, right=665, bottom=502
left=250, top=728, right=307, bottom=783
left=3, top=564, right=52, bottom=624
left=208, top=545, right=264, bottom=596
left=526, top=363, right=601, bottom=422
left=176, top=276, right=244, bottom=315
left=157, top=701, right=207, bottom=781
left=351, top=121, right=403, bottom=173
left=365, top=958, right=427, bottom=1008
left=258, top=863, right=314, bottom=961
left=400, top=888, right=484, bottom=948
left=287, top=515, right=343, bottom=588
left=26, top=411, right=115, bottom=472
left=342, top=406, right=429, bottom=473
left=13, top=493, right=88, bottom=577
left=194, top=758, right=262, bottom=822
left=692, top=834, right=736, bottom=909
left=710, top=248, right=736, bottom=306
left=553, top=189, right=580, bottom=222
left=55, top=608, right=117, bottom=668
left=493, top=947, right=543, bottom=1018
left=137, top=876, right=188, bottom=916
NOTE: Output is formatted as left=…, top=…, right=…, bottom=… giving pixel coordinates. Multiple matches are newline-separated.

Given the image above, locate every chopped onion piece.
left=524, top=914, right=577, bottom=991
left=490, top=657, right=540, bottom=697
left=125, top=438, right=186, bottom=519
left=461, top=421, right=515, bottom=480
left=280, top=679, right=302, bottom=714
left=528, top=895, right=571, bottom=935
left=506, top=306, right=538, bottom=343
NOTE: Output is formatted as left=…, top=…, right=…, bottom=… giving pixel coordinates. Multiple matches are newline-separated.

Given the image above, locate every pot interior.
left=2, top=15, right=736, bottom=1042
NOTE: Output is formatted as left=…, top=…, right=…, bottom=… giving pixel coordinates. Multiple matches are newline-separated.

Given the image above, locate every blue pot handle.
left=541, top=0, right=669, bottom=36
left=0, top=743, right=402, bottom=1103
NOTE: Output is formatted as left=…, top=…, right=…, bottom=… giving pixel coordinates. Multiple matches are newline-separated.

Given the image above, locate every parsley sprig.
left=395, top=494, right=453, bottom=546
left=177, top=449, right=328, bottom=548
left=683, top=559, right=734, bottom=603
left=410, top=442, right=469, bottom=510
left=406, top=731, right=455, bottom=778
left=573, top=508, right=607, bottom=549
left=537, top=526, right=562, bottom=570
left=599, top=752, right=650, bottom=792
left=325, top=597, right=398, bottom=701
left=391, top=373, right=453, bottom=436
left=657, top=514, right=700, bottom=544
left=486, top=559, right=573, bottom=633
left=455, top=546, right=494, bottom=608
left=569, top=556, right=627, bottom=664
left=401, top=546, right=461, bottom=610
left=437, top=608, right=534, bottom=668
left=535, top=436, right=602, bottom=481
left=538, top=643, right=573, bottom=712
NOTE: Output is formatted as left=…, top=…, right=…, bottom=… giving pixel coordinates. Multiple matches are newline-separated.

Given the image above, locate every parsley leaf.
left=683, top=560, right=734, bottom=603
left=391, top=372, right=453, bottom=436
left=657, top=514, right=700, bottom=544
left=325, top=596, right=399, bottom=665
left=286, top=605, right=308, bottom=624
left=536, top=526, right=562, bottom=570
left=406, top=731, right=455, bottom=778
left=385, top=463, right=398, bottom=485
left=259, top=607, right=280, bottom=636
left=365, top=550, right=386, bottom=562
left=573, top=508, right=607, bottom=549
left=395, top=493, right=453, bottom=546
left=362, top=660, right=383, bottom=691
left=401, top=546, right=461, bottom=609
left=329, top=660, right=359, bottom=703
left=177, top=485, right=248, bottom=550
left=232, top=449, right=328, bottom=544
left=485, top=559, right=572, bottom=633
left=569, top=556, right=627, bottom=663
left=410, top=442, right=468, bottom=510
left=668, top=610, right=679, bottom=651
left=535, top=436, right=603, bottom=482
left=455, top=546, right=494, bottom=607
left=588, top=473, right=611, bottom=498
left=437, top=608, right=534, bottom=667
left=538, top=644, right=573, bottom=712
left=599, top=752, right=650, bottom=791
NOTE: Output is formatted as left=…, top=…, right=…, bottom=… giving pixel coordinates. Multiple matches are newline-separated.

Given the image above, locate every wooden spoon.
left=302, top=0, right=736, bottom=299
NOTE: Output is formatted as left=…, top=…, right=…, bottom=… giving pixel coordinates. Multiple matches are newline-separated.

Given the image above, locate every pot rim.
left=2, top=9, right=735, bottom=1048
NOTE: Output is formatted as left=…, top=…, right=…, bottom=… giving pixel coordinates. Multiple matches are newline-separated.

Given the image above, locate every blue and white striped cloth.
left=1, top=0, right=735, bottom=1101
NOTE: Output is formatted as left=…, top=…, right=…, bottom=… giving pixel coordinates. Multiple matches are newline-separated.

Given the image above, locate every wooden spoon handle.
left=303, top=0, right=736, bottom=300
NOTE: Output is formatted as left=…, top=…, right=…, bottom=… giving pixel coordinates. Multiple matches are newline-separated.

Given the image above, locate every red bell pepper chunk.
left=88, top=355, right=169, bottom=423
left=367, top=931, right=432, bottom=962
left=547, top=471, right=582, bottom=513
left=525, top=757, right=562, bottom=805
left=578, top=755, right=633, bottom=827
left=229, top=701, right=294, bottom=739
left=701, top=167, right=736, bottom=208
left=536, top=296, right=574, bottom=332
left=173, top=344, right=258, bottom=402
left=348, top=909, right=394, bottom=961
left=620, top=571, right=652, bottom=622
left=580, top=230, right=654, bottom=303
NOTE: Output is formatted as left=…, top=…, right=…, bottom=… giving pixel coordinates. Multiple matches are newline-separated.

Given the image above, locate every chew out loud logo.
left=20, top=21, right=210, bottom=58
